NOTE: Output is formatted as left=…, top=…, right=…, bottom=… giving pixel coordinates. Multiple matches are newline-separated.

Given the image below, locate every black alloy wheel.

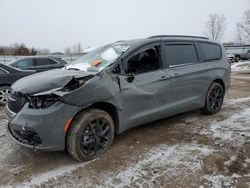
left=201, top=82, right=225, bottom=115
left=80, top=118, right=111, bottom=157
left=67, top=109, right=114, bottom=161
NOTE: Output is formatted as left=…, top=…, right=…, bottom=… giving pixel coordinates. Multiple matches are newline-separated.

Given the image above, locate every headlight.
left=28, top=94, right=59, bottom=109
left=27, top=76, right=94, bottom=109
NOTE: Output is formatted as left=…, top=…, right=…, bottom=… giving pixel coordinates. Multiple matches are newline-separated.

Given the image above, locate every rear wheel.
left=235, top=55, right=240, bottom=62
left=0, top=86, right=11, bottom=106
left=66, top=109, right=115, bottom=161
left=201, top=82, right=224, bottom=115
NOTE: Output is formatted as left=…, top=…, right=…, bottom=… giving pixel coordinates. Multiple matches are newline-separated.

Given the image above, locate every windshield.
left=67, top=42, right=130, bottom=72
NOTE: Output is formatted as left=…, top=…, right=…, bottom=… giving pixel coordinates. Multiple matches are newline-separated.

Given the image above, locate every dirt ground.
left=0, top=72, right=250, bottom=188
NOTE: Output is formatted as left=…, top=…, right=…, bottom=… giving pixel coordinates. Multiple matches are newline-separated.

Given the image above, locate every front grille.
left=7, top=92, right=27, bottom=114
left=8, top=125, right=42, bottom=146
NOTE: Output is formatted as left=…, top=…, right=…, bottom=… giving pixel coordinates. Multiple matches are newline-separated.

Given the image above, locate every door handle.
left=158, top=75, right=170, bottom=81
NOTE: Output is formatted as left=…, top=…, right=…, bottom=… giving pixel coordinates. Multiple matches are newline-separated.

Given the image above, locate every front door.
left=118, top=43, right=171, bottom=130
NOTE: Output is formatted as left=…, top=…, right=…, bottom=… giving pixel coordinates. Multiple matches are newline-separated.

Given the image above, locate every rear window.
left=165, top=44, right=198, bottom=66
left=34, top=58, right=50, bottom=66
left=198, top=42, right=221, bottom=61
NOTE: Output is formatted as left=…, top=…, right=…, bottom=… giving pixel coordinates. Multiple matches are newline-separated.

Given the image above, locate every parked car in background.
left=225, top=45, right=250, bottom=62
left=6, top=35, right=231, bottom=161
left=0, top=63, right=35, bottom=105
left=8, top=57, right=67, bottom=72
left=227, top=53, right=235, bottom=64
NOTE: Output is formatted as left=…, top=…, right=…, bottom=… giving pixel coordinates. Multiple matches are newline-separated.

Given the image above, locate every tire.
left=66, top=109, right=115, bottom=162
left=0, top=86, right=11, bottom=106
left=201, top=82, right=225, bottom=115
left=235, top=55, right=240, bottom=62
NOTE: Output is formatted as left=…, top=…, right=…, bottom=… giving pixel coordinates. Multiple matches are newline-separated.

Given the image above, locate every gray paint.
left=6, top=36, right=231, bottom=151
left=12, top=69, right=93, bottom=95
left=6, top=102, right=79, bottom=151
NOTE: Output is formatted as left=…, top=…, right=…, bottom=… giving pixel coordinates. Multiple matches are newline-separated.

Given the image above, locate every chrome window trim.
left=169, top=62, right=196, bottom=68
left=0, top=67, right=9, bottom=74
left=48, top=58, right=60, bottom=65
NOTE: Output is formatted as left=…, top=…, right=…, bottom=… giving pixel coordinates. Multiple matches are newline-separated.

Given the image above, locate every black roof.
left=116, top=35, right=210, bottom=47
left=148, top=35, right=209, bottom=40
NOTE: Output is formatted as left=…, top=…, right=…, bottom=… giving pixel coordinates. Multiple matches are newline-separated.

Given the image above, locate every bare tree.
left=64, top=47, right=71, bottom=55
left=236, top=23, right=244, bottom=45
left=204, top=13, right=226, bottom=41
left=37, top=48, right=50, bottom=55
left=72, top=43, right=82, bottom=54
left=75, top=43, right=82, bottom=53
left=65, top=43, right=83, bottom=54
left=237, top=10, right=250, bottom=43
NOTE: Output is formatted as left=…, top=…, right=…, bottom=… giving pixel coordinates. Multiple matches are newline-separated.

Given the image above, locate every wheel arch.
left=88, top=102, right=120, bottom=134
left=0, top=84, right=11, bottom=88
left=68, top=101, right=120, bottom=135
left=212, top=79, right=225, bottom=91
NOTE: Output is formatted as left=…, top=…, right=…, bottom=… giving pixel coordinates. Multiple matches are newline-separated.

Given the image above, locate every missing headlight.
left=28, top=94, right=59, bottom=109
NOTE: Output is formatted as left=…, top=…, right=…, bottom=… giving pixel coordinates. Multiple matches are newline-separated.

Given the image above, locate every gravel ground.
left=0, top=71, right=250, bottom=188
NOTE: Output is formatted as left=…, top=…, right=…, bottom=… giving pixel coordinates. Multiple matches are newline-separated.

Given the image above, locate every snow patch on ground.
left=224, top=156, right=237, bottom=166
left=103, top=144, right=213, bottom=187
left=201, top=97, right=250, bottom=146
left=203, top=174, right=236, bottom=188
left=208, top=107, right=250, bottom=145
left=21, top=164, right=81, bottom=187
left=224, top=96, right=250, bottom=106
left=231, top=61, right=250, bottom=71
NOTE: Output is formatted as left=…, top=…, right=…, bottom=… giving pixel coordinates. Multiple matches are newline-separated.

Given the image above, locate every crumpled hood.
left=12, top=69, right=94, bottom=95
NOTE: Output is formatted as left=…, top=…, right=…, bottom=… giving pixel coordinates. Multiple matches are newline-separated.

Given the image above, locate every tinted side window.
left=52, top=58, right=66, bottom=65
left=14, top=59, right=33, bottom=68
left=165, top=44, right=198, bottom=66
left=198, top=42, right=221, bottom=61
left=126, top=46, right=161, bottom=74
left=34, top=58, right=50, bottom=66
left=49, top=59, right=58, bottom=65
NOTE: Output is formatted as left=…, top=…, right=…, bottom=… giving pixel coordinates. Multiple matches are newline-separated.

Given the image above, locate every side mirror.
left=127, top=73, right=135, bottom=83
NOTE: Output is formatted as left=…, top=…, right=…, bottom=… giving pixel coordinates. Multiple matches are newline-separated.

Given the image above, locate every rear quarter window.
left=165, top=43, right=198, bottom=66
left=34, top=58, right=50, bottom=66
left=198, top=42, right=221, bottom=61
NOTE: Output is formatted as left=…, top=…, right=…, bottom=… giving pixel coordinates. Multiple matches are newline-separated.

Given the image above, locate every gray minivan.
left=6, top=35, right=231, bottom=161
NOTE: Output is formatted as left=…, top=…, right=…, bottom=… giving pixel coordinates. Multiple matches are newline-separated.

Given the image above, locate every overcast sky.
left=0, top=0, right=249, bottom=52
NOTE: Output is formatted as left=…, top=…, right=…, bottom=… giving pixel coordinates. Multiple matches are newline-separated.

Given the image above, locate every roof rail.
left=148, top=35, right=209, bottom=40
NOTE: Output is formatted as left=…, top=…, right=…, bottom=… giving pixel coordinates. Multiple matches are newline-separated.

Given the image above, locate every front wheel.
left=201, top=82, right=225, bottom=115
left=0, top=86, right=11, bottom=106
left=66, top=109, right=115, bottom=161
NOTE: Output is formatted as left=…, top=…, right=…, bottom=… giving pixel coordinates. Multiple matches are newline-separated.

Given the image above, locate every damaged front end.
left=8, top=69, right=94, bottom=113
left=27, top=76, right=93, bottom=110
left=6, top=69, right=95, bottom=151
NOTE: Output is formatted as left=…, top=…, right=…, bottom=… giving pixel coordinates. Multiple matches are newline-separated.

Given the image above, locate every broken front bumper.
left=6, top=102, right=79, bottom=152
